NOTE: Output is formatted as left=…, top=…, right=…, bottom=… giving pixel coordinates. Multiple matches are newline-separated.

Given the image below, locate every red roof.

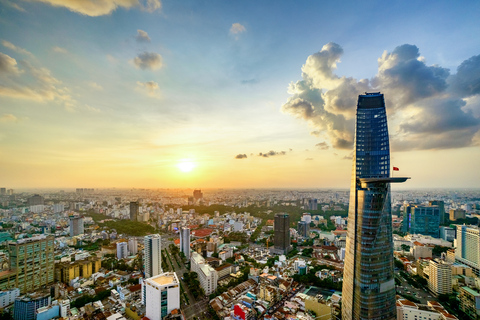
left=174, top=239, right=180, bottom=245
left=128, top=284, right=142, bottom=292
left=192, top=228, right=213, bottom=238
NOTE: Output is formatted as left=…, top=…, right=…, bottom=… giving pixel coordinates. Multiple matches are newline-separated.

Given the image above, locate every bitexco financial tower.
left=342, top=92, right=408, bottom=320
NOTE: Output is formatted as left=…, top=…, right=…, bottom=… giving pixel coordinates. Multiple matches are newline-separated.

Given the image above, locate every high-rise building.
left=428, top=259, right=452, bottom=296
left=27, top=194, right=44, bottom=206
left=117, top=241, right=128, bottom=259
left=439, top=226, right=455, bottom=242
left=409, top=205, right=440, bottom=237
left=297, top=221, right=309, bottom=238
left=429, top=200, right=445, bottom=224
left=190, top=252, right=218, bottom=295
left=459, top=286, right=480, bottom=319
left=193, top=190, right=203, bottom=201
left=69, top=216, right=84, bottom=237
left=13, top=291, right=51, bottom=320
left=455, top=225, right=480, bottom=275
left=130, top=201, right=139, bottom=221
left=180, top=227, right=190, bottom=260
left=143, top=272, right=180, bottom=320
left=8, top=235, right=55, bottom=293
left=308, top=199, right=318, bottom=210
left=128, top=238, right=138, bottom=256
left=273, top=213, right=291, bottom=254
left=144, top=234, right=162, bottom=278
left=342, top=92, right=408, bottom=320
left=0, top=188, right=6, bottom=195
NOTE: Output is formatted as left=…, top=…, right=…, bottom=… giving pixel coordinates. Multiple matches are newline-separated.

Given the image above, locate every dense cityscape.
left=1, top=1, right=480, bottom=320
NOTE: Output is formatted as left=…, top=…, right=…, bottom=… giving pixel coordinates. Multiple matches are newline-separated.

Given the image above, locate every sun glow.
left=177, top=160, right=195, bottom=172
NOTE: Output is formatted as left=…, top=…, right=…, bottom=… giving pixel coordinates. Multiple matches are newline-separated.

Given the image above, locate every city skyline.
left=1, top=1, right=479, bottom=189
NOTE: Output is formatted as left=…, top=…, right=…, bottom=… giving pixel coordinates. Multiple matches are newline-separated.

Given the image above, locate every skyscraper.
left=144, top=234, right=162, bottom=278
left=180, top=227, right=191, bottom=260
left=273, top=213, right=291, bottom=254
left=342, top=92, right=409, bottom=320
left=130, top=201, right=139, bottom=221
left=455, top=225, right=480, bottom=276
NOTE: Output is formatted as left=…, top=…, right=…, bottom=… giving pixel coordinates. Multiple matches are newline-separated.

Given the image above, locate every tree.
left=401, top=244, right=410, bottom=254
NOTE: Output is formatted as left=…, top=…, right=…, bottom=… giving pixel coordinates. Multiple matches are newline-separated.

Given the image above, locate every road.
left=395, top=271, right=436, bottom=304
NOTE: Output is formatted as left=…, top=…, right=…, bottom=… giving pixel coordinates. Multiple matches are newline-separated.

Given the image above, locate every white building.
left=180, top=227, right=190, bottom=259
left=117, top=242, right=128, bottom=259
left=59, top=299, right=70, bottom=318
left=0, top=288, right=20, bottom=308
left=190, top=252, right=218, bottom=295
left=52, top=204, right=64, bottom=214
left=233, top=221, right=244, bottom=232
left=428, top=259, right=452, bottom=296
left=455, top=225, right=480, bottom=275
left=144, top=234, right=162, bottom=278
left=143, top=272, right=180, bottom=320
left=396, top=299, right=457, bottom=320
left=128, top=238, right=138, bottom=256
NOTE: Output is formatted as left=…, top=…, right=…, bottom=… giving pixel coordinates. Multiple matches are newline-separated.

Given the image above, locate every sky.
left=0, top=0, right=479, bottom=189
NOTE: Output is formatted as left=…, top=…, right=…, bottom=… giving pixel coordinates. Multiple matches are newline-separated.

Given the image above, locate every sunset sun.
left=177, top=160, right=195, bottom=173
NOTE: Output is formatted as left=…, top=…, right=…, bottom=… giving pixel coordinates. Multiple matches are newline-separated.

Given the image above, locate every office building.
left=455, top=225, right=480, bottom=275
left=13, top=291, right=51, bottom=320
left=429, top=200, right=445, bottom=224
left=193, top=189, right=203, bottom=201
left=190, top=252, right=218, bottom=295
left=143, top=272, right=180, bottom=320
left=6, top=235, right=54, bottom=294
left=439, top=226, right=455, bottom=242
left=273, top=213, right=291, bottom=254
left=128, top=238, right=138, bottom=255
left=396, top=300, right=458, bottom=320
left=308, top=198, right=318, bottom=210
left=409, top=205, right=440, bottom=237
left=69, top=216, right=84, bottom=237
left=428, top=259, right=452, bottom=296
left=297, top=221, right=310, bottom=238
left=117, top=241, right=128, bottom=259
left=342, top=93, right=408, bottom=320
left=0, top=188, right=5, bottom=195
left=180, top=227, right=191, bottom=260
left=144, top=234, right=162, bottom=278
left=450, top=208, right=466, bottom=221
left=130, top=201, right=139, bottom=221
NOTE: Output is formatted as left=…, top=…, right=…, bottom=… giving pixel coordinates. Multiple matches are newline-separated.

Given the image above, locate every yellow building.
left=55, top=257, right=101, bottom=284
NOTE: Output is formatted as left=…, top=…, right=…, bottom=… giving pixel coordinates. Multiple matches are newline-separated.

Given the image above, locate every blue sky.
left=0, top=0, right=479, bottom=189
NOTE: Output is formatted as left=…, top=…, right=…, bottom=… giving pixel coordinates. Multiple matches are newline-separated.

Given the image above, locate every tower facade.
left=130, top=201, right=139, bottom=221
left=342, top=93, right=408, bottom=320
left=180, top=227, right=191, bottom=260
left=273, top=213, right=291, bottom=254
left=144, top=234, right=162, bottom=279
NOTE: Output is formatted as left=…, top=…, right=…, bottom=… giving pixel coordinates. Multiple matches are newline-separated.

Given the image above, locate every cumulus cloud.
left=2, top=40, right=34, bottom=58
left=235, top=154, right=247, bottom=159
left=0, top=52, right=21, bottom=75
left=88, top=82, right=103, bottom=90
left=230, top=23, right=246, bottom=35
left=136, top=29, right=151, bottom=43
left=282, top=42, right=480, bottom=151
left=133, top=52, right=162, bottom=70
left=258, top=150, right=287, bottom=158
left=29, top=0, right=161, bottom=17
left=0, top=114, right=18, bottom=123
left=136, top=81, right=160, bottom=97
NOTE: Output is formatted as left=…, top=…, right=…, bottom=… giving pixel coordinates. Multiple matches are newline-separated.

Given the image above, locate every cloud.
left=0, top=114, right=18, bottom=123
left=136, top=81, right=160, bottom=97
left=230, top=23, right=246, bottom=35
left=3, top=0, right=26, bottom=11
left=2, top=40, right=34, bottom=58
left=136, top=29, right=151, bottom=43
left=52, top=46, right=68, bottom=54
left=235, top=154, right=247, bottom=159
left=133, top=52, right=162, bottom=70
left=315, top=142, right=329, bottom=150
left=88, top=82, right=103, bottom=90
left=305, top=158, right=314, bottom=161
left=282, top=42, right=480, bottom=151
left=258, top=150, right=287, bottom=158
left=29, top=0, right=161, bottom=17
left=0, top=52, right=21, bottom=75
